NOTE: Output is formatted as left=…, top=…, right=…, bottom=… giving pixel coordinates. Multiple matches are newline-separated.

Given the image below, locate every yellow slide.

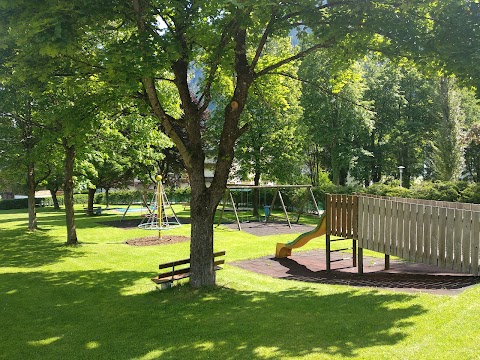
left=275, top=213, right=326, bottom=258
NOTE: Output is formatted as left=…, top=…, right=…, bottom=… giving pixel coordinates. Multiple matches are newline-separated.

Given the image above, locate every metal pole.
left=156, top=175, right=162, bottom=238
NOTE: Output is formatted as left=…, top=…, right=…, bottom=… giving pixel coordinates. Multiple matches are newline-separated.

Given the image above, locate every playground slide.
left=275, top=213, right=327, bottom=258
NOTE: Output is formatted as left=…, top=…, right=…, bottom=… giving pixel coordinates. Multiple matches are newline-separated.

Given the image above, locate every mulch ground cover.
left=231, top=249, right=480, bottom=295
left=125, top=235, right=190, bottom=246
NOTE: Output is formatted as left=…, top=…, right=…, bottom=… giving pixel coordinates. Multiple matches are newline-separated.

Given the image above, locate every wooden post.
left=352, top=195, right=358, bottom=268
left=326, top=194, right=331, bottom=272
left=358, top=247, right=363, bottom=275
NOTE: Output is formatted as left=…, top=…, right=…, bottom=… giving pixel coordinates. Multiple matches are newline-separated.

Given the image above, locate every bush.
left=410, top=181, right=460, bottom=202
left=0, top=198, right=46, bottom=210
left=165, top=187, right=191, bottom=203
left=460, top=183, right=480, bottom=204
left=95, top=190, right=145, bottom=205
left=0, top=198, right=29, bottom=210
left=313, top=184, right=359, bottom=210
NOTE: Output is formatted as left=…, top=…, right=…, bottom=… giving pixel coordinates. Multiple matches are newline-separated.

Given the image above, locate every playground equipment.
left=138, top=175, right=181, bottom=235
left=275, top=212, right=327, bottom=258
left=276, top=194, right=480, bottom=276
left=218, top=184, right=321, bottom=231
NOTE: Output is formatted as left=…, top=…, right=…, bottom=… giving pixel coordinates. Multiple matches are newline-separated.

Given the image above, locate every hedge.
left=0, top=198, right=45, bottom=210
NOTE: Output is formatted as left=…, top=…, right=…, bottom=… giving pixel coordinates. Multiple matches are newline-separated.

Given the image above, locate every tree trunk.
left=105, top=188, right=110, bottom=209
left=189, top=185, right=218, bottom=288
left=26, top=163, right=37, bottom=231
left=86, top=188, right=96, bottom=216
left=49, top=188, right=60, bottom=210
left=63, top=140, right=78, bottom=245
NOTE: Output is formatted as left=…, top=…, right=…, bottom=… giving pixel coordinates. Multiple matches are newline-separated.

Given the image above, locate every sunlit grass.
left=1, top=205, right=480, bottom=359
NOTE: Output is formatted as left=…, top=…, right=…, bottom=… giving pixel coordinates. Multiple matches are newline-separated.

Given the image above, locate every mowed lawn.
left=1, top=206, right=480, bottom=360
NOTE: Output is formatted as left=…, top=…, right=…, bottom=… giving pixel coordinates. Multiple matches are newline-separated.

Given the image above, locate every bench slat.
left=158, top=251, right=226, bottom=269
left=156, top=259, right=225, bottom=280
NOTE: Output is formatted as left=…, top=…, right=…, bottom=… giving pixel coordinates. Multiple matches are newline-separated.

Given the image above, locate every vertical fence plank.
left=359, top=197, right=367, bottom=248
left=402, top=203, right=410, bottom=260
left=329, top=194, right=334, bottom=235
left=335, top=195, right=341, bottom=236
left=368, top=197, right=375, bottom=250
left=453, top=209, right=463, bottom=272
left=397, top=202, right=405, bottom=258
left=374, top=198, right=380, bottom=253
left=416, top=205, right=424, bottom=263
left=385, top=199, right=392, bottom=255
left=346, top=195, right=352, bottom=238
left=341, top=195, right=347, bottom=238
left=409, top=204, right=417, bottom=262
left=391, top=201, right=398, bottom=257
left=462, top=210, right=472, bottom=274
left=430, top=206, right=436, bottom=262
left=472, top=212, right=479, bottom=276
left=350, top=195, right=360, bottom=240
left=424, top=206, right=432, bottom=265
left=438, top=207, right=447, bottom=268
left=445, top=208, right=455, bottom=270
left=379, top=198, right=386, bottom=254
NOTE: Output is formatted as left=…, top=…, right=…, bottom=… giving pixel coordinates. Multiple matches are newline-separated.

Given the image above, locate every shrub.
left=460, top=183, right=480, bottom=204
left=95, top=190, right=145, bottom=205
left=0, top=198, right=46, bottom=210
left=165, top=187, right=191, bottom=203
left=410, top=181, right=460, bottom=202
left=0, top=198, right=29, bottom=210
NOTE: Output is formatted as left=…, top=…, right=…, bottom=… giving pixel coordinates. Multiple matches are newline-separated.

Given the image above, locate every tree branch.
left=254, top=40, right=335, bottom=78
left=251, top=9, right=277, bottom=70
left=268, top=71, right=373, bottom=112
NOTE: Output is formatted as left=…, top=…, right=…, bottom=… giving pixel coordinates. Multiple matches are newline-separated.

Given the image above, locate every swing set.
left=217, top=184, right=321, bottom=231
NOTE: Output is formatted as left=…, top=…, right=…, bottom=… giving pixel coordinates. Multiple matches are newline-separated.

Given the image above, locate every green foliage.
left=165, top=187, right=192, bottom=203
left=94, top=190, right=145, bottom=205
left=410, top=181, right=461, bottom=202
left=460, top=183, right=480, bottom=204
left=299, top=51, right=373, bottom=186
left=361, top=181, right=477, bottom=203
left=0, top=198, right=28, bottom=210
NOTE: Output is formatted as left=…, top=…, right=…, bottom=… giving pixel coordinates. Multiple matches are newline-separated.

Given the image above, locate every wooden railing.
left=325, top=194, right=358, bottom=270
left=356, top=194, right=480, bottom=275
left=326, top=194, right=358, bottom=238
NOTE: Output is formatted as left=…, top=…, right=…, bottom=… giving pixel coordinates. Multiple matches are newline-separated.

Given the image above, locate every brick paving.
left=231, top=249, right=480, bottom=295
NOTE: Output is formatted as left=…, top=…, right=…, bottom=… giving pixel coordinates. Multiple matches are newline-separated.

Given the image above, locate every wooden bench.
left=151, top=251, right=226, bottom=289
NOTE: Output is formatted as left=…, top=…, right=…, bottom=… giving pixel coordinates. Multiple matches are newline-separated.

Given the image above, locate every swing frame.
left=217, top=184, right=321, bottom=231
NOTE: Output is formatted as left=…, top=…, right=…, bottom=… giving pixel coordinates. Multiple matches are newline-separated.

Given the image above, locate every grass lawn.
left=1, top=205, right=480, bottom=360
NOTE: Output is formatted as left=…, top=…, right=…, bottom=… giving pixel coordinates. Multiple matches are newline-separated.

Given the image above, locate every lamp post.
left=398, top=166, right=405, bottom=187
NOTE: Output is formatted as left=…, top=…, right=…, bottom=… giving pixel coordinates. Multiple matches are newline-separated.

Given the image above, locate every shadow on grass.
left=0, top=229, right=82, bottom=268
left=0, top=269, right=427, bottom=359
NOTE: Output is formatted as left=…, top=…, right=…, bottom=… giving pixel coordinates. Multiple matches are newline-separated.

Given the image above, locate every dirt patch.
left=125, top=235, right=190, bottom=246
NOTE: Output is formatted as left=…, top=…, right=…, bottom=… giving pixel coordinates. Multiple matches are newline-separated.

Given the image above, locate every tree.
left=431, top=76, right=465, bottom=181
left=0, top=83, right=52, bottom=229
left=299, top=52, right=373, bottom=185
left=465, top=124, right=480, bottom=182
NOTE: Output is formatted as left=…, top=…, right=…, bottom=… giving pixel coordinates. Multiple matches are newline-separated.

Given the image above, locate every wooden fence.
left=356, top=194, right=480, bottom=275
